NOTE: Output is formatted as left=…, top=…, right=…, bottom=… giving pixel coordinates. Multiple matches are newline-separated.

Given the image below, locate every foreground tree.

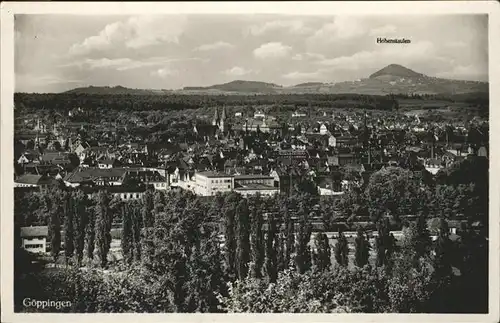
left=265, top=212, right=278, bottom=282
left=354, top=229, right=370, bottom=268
left=295, top=211, right=312, bottom=274
left=334, top=231, right=349, bottom=267
left=95, top=191, right=113, bottom=268
left=48, top=194, right=62, bottom=263
left=121, top=203, right=134, bottom=265
left=314, top=232, right=331, bottom=271
left=63, top=192, right=74, bottom=265
left=250, top=205, right=264, bottom=278
left=131, top=201, right=142, bottom=262
left=142, top=189, right=155, bottom=264
left=85, top=202, right=96, bottom=261
left=375, top=218, right=396, bottom=268
left=72, top=191, right=88, bottom=267
left=236, top=200, right=251, bottom=281
left=223, top=193, right=238, bottom=280
left=283, top=206, right=295, bottom=269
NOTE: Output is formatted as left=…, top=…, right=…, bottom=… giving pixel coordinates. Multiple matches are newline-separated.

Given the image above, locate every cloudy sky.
left=15, top=14, right=488, bottom=93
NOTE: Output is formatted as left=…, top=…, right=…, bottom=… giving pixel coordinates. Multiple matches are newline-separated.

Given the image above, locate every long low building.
left=192, top=171, right=278, bottom=197
left=234, top=183, right=278, bottom=197
left=234, top=174, right=278, bottom=197
left=64, top=167, right=168, bottom=190
left=14, top=174, right=59, bottom=191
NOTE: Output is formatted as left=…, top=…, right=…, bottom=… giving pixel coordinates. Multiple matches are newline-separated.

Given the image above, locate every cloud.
left=282, top=70, right=323, bottom=80
left=369, top=24, right=397, bottom=36
left=223, top=66, right=253, bottom=76
left=69, top=15, right=187, bottom=56
left=435, top=64, right=488, bottom=80
left=309, top=16, right=366, bottom=43
left=195, top=41, right=234, bottom=51
left=248, top=20, right=312, bottom=36
left=317, top=41, right=437, bottom=71
left=253, top=42, right=292, bottom=59
left=151, top=67, right=178, bottom=78
left=292, top=52, right=325, bottom=61
left=60, top=56, right=204, bottom=71
left=60, top=58, right=133, bottom=70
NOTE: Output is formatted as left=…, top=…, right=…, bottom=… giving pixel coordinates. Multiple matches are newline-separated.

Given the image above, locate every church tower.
left=219, top=106, right=227, bottom=132
left=212, top=107, right=220, bottom=126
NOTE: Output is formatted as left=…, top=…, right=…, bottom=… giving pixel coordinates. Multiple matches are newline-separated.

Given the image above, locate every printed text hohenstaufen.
left=376, top=37, right=411, bottom=44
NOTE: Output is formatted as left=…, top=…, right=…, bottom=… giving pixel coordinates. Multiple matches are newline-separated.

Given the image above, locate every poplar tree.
left=275, top=230, right=285, bottom=273
left=142, top=189, right=155, bottom=263
left=48, top=194, right=62, bottom=263
left=284, top=205, right=295, bottom=269
left=73, top=190, right=88, bottom=267
left=63, top=192, right=74, bottom=265
left=314, top=232, right=331, bottom=271
left=334, top=231, right=349, bottom=267
left=354, top=228, right=370, bottom=268
left=223, top=194, right=238, bottom=280
left=250, top=205, right=264, bottom=278
left=295, top=211, right=312, bottom=274
left=265, top=212, right=278, bottom=282
left=375, top=218, right=395, bottom=267
left=236, top=199, right=251, bottom=280
left=95, top=190, right=112, bottom=268
left=121, top=202, right=134, bottom=265
left=132, top=201, right=142, bottom=262
left=85, top=201, right=96, bottom=261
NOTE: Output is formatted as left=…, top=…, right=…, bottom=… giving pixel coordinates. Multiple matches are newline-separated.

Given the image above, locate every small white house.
left=20, top=226, right=48, bottom=253
left=254, top=111, right=265, bottom=119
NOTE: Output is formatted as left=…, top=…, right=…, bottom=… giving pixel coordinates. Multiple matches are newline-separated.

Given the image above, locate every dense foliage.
left=14, top=157, right=488, bottom=313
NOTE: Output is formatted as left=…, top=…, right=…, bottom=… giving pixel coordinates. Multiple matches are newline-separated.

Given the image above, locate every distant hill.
left=369, top=64, right=424, bottom=79
left=183, top=80, right=282, bottom=93
left=64, top=86, right=162, bottom=95
left=63, top=64, right=488, bottom=96
left=292, top=82, right=326, bottom=87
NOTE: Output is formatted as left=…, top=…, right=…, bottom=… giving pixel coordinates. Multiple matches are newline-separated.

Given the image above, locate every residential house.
left=20, top=226, right=48, bottom=253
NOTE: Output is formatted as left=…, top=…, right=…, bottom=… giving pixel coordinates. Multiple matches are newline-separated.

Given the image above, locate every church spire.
left=212, top=107, right=219, bottom=126
left=221, top=105, right=227, bottom=121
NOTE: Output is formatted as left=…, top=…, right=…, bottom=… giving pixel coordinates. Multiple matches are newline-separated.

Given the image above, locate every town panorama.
left=12, top=13, right=489, bottom=315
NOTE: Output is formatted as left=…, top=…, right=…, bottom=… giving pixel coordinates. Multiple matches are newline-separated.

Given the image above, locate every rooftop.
left=20, top=226, right=48, bottom=238
left=234, top=174, right=274, bottom=180
left=196, top=171, right=233, bottom=178
left=234, top=183, right=278, bottom=191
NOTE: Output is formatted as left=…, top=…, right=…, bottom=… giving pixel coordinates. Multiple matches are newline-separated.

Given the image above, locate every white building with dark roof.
left=194, top=171, right=234, bottom=196
left=14, top=174, right=58, bottom=190
left=20, top=226, right=48, bottom=253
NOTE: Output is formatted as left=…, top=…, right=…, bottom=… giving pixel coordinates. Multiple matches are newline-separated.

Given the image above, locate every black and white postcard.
left=1, top=2, right=499, bottom=323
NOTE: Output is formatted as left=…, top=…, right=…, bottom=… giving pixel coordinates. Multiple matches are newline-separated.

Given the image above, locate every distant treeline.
left=14, top=92, right=488, bottom=113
